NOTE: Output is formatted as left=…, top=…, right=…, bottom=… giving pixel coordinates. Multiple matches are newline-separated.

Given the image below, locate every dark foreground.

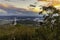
left=0, top=22, right=60, bottom=40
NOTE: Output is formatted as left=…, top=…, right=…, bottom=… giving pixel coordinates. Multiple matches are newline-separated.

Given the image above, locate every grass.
left=0, top=22, right=59, bottom=40
left=0, top=24, right=36, bottom=40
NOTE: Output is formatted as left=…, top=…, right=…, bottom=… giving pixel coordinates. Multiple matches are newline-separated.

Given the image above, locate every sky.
left=0, top=0, right=60, bottom=16
left=0, top=0, right=60, bottom=8
left=0, top=0, right=37, bottom=8
left=0, top=0, right=51, bottom=8
left=0, top=0, right=60, bottom=12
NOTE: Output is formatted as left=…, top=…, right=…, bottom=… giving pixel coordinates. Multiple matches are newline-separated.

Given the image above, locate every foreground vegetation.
left=0, top=16, right=60, bottom=40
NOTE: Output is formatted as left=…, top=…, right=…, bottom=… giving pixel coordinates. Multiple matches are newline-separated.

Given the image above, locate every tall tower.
left=13, top=18, right=17, bottom=25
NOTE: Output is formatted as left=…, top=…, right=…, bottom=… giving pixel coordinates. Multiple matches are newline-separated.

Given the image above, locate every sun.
left=32, top=7, right=43, bottom=12
left=32, top=7, right=40, bottom=12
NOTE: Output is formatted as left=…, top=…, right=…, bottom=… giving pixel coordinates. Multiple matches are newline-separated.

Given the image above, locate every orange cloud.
left=0, top=3, right=9, bottom=8
left=37, top=0, right=60, bottom=6
left=0, top=3, right=30, bottom=12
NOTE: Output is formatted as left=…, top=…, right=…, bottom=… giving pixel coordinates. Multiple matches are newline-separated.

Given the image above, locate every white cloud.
left=0, top=0, right=37, bottom=8
left=0, top=9, right=8, bottom=14
left=0, top=0, right=49, bottom=9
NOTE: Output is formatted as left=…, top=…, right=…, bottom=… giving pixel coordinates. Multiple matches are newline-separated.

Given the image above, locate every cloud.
left=0, top=0, right=37, bottom=8
left=0, top=9, right=8, bottom=14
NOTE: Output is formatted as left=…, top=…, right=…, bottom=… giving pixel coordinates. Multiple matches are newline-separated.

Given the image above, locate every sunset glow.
left=0, top=3, right=8, bottom=8
left=0, top=0, right=60, bottom=12
left=32, top=7, right=42, bottom=12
